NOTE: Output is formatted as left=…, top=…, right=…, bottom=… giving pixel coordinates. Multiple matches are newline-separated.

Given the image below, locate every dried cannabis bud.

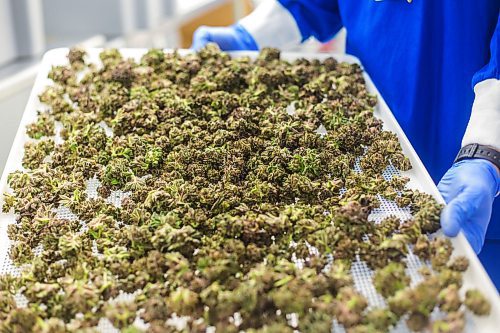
left=464, top=289, right=491, bottom=316
left=373, top=262, right=410, bottom=298
left=431, top=311, right=465, bottom=333
left=438, top=284, right=461, bottom=312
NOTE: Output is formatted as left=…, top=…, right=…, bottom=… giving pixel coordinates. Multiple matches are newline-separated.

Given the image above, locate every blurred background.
left=0, top=0, right=346, bottom=175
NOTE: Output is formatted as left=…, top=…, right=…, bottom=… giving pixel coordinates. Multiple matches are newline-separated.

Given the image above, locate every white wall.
left=0, top=0, right=17, bottom=66
left=42, top=0, right=126, bottom=39
left=0, top=88, right=31, bottom=176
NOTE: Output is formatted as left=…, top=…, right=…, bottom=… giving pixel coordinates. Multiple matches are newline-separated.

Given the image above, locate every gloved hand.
left=438, top=159, right=500, bottom=253
left=191, top=23, right=258, bottom=51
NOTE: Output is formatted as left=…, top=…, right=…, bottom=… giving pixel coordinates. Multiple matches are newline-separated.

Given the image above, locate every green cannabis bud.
left=373, top=262, right=410, bottom=298
left=464, top=289, right=491, bottom=316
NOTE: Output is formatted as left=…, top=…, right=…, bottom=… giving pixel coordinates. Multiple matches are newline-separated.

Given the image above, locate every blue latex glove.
left=438, top=159, right=500, bottom=253
left=191, top=23, right=258, bottom=51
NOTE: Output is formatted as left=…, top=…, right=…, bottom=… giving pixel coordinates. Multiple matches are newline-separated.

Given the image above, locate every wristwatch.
left=454, top=144, right=500, bottom=171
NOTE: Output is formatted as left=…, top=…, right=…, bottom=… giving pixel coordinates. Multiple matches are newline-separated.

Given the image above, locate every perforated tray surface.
left=0, top=49, right=499, bottom=332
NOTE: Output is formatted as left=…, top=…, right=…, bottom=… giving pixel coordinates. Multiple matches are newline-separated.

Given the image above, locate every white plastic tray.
left=0, top=48, right=499, bottom=332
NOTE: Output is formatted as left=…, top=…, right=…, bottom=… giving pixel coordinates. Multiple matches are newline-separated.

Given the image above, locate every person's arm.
left=239, top=0, right=342, bottom=49
left=438, top=13, right=500, bottom=253
left=192, top=0, right=342, bottom=51
left=462, top=11, right=500, bottom=151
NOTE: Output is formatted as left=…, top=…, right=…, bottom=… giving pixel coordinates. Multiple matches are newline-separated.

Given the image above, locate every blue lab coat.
left=277, top=0, right=500, bottom=288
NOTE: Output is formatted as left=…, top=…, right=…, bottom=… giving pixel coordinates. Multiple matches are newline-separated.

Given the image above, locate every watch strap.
left=454, top=144, right=500, bottom=170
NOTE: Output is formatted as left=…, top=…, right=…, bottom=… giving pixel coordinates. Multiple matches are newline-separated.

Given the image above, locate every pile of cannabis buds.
left=0, top=46, right=491, bottom=333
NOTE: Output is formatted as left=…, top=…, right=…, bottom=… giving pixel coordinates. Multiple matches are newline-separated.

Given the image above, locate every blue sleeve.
left=277, top=0, right=342, bottom=43
left=472, top=13, right=500, bottom=87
